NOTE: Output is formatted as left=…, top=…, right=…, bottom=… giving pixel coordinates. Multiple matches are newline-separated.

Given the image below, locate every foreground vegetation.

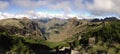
left=79, top=21, right=120, bottom=54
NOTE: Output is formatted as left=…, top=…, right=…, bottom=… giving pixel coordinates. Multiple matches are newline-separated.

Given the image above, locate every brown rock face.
left=48, top=17, right=88, bottom=42
left=68, top=17, right=80, bottom=27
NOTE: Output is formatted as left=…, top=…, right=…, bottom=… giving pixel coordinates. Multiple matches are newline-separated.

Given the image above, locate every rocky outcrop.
left=89, top=37, right=95, bottom=46
left=71, top=50, right=80, bottom=54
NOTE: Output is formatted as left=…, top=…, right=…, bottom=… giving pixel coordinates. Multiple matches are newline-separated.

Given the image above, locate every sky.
left=0, top=0, right=120, bottom=19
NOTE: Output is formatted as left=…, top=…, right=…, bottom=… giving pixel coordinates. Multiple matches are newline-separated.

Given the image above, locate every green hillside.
left=78, top=21, right=120, bottom=54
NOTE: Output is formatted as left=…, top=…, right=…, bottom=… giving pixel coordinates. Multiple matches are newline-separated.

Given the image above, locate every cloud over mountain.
left=0, top=11, right=81, bottom=19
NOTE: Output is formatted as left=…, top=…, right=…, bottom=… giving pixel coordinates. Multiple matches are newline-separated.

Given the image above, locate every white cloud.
left=0, top=12, right=29, bottom=19
left=73, top=0, right=120, bottom=16
left=49, top=1, right=72, bottom=12
left=87, top=0, right=113, bottom=11
left=11, top=0, right=73, bottom=13
left=11, top=0, right=53, bottom=8
left=22, top=10, right=77, bottom=19
left=0, top=10, right=98, bottom=19
left=0, top=11, right=79, bottom=19
left=85, top=0, right=120, bottom=16
left=0, top=1, right=9, bottom=10
left=0, top=13, right=13, bottom=19
left=74, top=0, right=84, bottom=9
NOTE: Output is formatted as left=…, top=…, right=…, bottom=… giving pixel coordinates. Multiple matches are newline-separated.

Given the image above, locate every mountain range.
left=0, top=17, right=120, bottom=54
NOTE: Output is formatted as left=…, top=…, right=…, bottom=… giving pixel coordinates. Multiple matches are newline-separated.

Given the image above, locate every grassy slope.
left=0, top=19, right=24, bottom=29
left=78, top=21, right=120, bottom=54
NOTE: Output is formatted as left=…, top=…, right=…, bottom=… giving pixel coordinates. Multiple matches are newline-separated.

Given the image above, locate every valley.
left=0, top=17, right=120, bottom=54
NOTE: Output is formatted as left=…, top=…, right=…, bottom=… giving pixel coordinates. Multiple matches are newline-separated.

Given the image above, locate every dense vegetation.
left=0, top=32, right=52, bottom=54
left=0, top=32, right=73, bottom=54
left=80, top=21, right=120, bottom=54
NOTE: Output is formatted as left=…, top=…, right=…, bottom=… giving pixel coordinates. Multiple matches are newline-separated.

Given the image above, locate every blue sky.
left=0, top=0, right=120, bottom=19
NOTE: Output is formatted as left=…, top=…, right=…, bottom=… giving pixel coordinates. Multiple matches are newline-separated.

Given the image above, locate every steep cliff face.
left=0, top=18, right=44, bottom=40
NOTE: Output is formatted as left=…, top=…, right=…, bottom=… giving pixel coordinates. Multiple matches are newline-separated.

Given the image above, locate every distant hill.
left=0, top=17, right=44, bottom=40
left=91, top=17, right=119, bottom=22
